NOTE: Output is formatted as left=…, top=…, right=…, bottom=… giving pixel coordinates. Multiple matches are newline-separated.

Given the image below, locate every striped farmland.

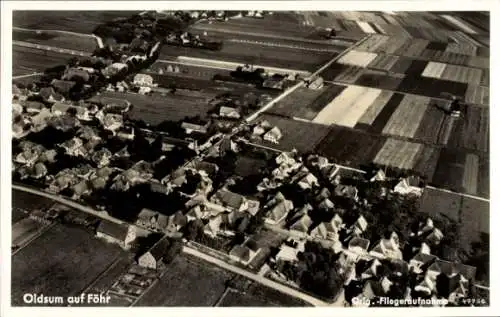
left=464, top=85, right=489, bottom=105
left=421, top=61, right=447, bottom=78
left=356, top=34, right=390, bottom=52
left=382, top=95, right=430, bottom=138
left=337, top=50, right=378, bottom=67
left=373, top=138, right=424, bottom=170
left=334, top=66, right=366, bottom=83
left=414, top=99, right=447, bottom=143
left=462, top=153, right=479, bottom=195
left=367, top=54, right=399, bottom=71
left=313, top=86, right=382, bottom=127
left=357, top=90, right=394, bottom=126
left=438, top=64, right=483, bottom=85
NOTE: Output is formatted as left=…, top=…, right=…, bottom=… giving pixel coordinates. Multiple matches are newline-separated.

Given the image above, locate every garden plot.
left=372, top=138, right=424, bottom=171
left=367, top=54, right=399, bottom=71
left=438, top=64, right=483, bottom=85
left=333, top=66, right=366, bottom=84
left=337, top=50, right=378, bottom=68
left=312, top=85, right=382, bottom=127
left=464, top=85, right=489, bottom=106
left=421, top=62, right=447, bottom=78
left=382, top=95, right=430, bottom=138
left=357, top=90, right=394, bottom=126
left=462, top=153, right=479, bottom=195
left=354, top=35, right=390, bottom=52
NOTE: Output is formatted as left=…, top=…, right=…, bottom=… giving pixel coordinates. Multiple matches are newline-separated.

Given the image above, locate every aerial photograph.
left=9, top=10, right=489, bottom=308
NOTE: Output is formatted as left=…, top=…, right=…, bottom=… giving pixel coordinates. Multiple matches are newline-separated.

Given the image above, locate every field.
left=13, top=46, right=75, bottom=76
left=322, top=64, right=365, bottom=83
left=13, top=11, right=141, bottom=33
left=312, top=86, right=382, bottom=127
left=134, top=255, right=234, bottom=306
left=462, top=153, right=479, bottom=195
left=13, top=29, right=97, bottom=53
left=160, top=40, right=334, bottom=72
left=413, top=100, right=447, bottom=143
left=149, top=61, right=232, bottom=81
left=464, top=85, right=489, bottom=105
left=314, top=126, right=387, bottom=167
left=337, top=50, right=378, bottom=67
left=83, top=256, right=133, bottom=295
left=421, top=62, right=484, bottom=85
left=12, top=218, right=51, bottom=248
left=253, top=114, right=331, bottom=153
left=11, top=223, right=126, bottom=306
left=357, top=93, right=404, bottom=133
left=381, top=95, right=430, bottom=138
left=418, top=187, right=462, bottom=221
left=12, top=190, right=55, bottom=223
left=101, top=91, right=217, bottom=125
left=356, top=90, right=394, bottom=126
left=446, top=106, right=489, bottom=152
left=372, top=138, right=424, bottom=171
left=367, top=53, right=399, bottom=71
left=267, top=83, right=346, bottom=120
left=217, top=288, right=276, bottom=307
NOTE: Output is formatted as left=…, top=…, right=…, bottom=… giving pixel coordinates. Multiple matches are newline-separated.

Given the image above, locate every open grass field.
left=254, top=114, right=331, bottom=153
left=313, top=86, right=382, bottom=128
left=446, top=106, right=489, bottom=152
left=13, top=11, right=140, bottom=33
left=13, top=29, right=97, bottom=53
left=11, top=223, right=126, bottom=306
left=217, top=288, right=276, bottom=307
left=314, top=126, right=387, bottom=168
left=268, top=83, right=346, bottom=121
left=83, top=256, right=133, bottom=295
left=337, top=50, right=378, bottom=67
left=372, top=138, right=424, bottom=171
left=13, top=46, right=74, bottom=76
left=381, top=95, right=430, bottom=138
left=12, top=190, right=55, bottom=223
left=160, top=39, right=333, bottom=72
left=134, top=254, right=234, bottom=306
left=101, top=91, right=216, bottom=125
left=418, top=186, right=462, bottom=222
left=464, top=85, right=489, bottom=106
left=431, top=148, right=467, bottom=193
left=462, top=153, right=479, bottom=195
left=412, top=146, right=441, bottom=181
left=12, top=218, right=51, bottom=248
left=413, top=100, right=447, bottom=143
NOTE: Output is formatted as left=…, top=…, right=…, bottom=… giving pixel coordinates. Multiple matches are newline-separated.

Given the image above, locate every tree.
left=184, top=219, right=204, bottom=241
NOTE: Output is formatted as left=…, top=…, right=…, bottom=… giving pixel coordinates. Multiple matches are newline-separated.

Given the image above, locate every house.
left=60, top=137, right=84, bottom=156
left=318, top=197, right=335, bottom=211
left=297, top=173, right=319, bottom=190
left=275, top=244, right=299, bottom=263
left=289, top=214, right=313, bottom=236
left=263, top=76, right=285, bottom=90
left=263, top=126, right=283, bottom=144
left=310, top=214, right=343, bottom=241
left=29, top=108, right=52, bottom=132
left=351, top=215, right=368, bottom=235
left=63, top=67, right=90, bottom=82
left=102, top=63, right=128, bottom=78
left=51, top=79, right=77, bottom=95
left=334, top=184, right=359, bottom=201
left=264, top=196, right=294, bottom=225
left=133, top=74, right=154, bottom=87
left=39, top=149, right=58, bottom=163
left=39, top=87, right=64, bottom=102
left=78, top=126, right=101, bottom=141
left=275, top=151, right=296, bottom=166
left=426, top=259, right=476, bottom=282
left=352, top=278, right=391, bottom=306
left=102, top=113, right=123, bottom=132
left=181, top=121, right=209, bottom=134
left=394, top=176, right=423, bottom=196
left=369, top=232, right=403, bottom=260
left=71, top=180, right=91, bottom=199
left=96, top=220, right=136, bottom=250
left=425, top=228, right=444, bottom=245
left=186, top=205, right=204, bottom=221
left=138, top=236, right=171, bottom=269
left=320, top=164, right=339, bottom=181
left=307, top=76, right=324, bottom=90
left=212, top=189, right=248, bottom=212
left=32, top=162, right=48, bottom=179
left=229, top=244, right=257, bottom=265
left=219, top=106, right=241, bottom=119
left=348, top=237, right=370, bottom=254
left=246, top=199, right=260, bottom=216
left=136, top=208, right=160, bottom=228
left=24, top=101, right=45, bottom=113
left=409, top=253, right=437, bottom=274
left=252, top=120, right=272, bottom=136
left=117, top=126, right=135, bottom=140
left=92, top=148, right=113, bottom=167
left=204, top=215, right=223, bottom=237
left=13, top=102, right=23, bottom=116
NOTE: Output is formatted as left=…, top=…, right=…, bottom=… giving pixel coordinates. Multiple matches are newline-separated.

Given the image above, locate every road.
left=13, top=72, right=44, bottom=80
left=13, top=26, right=96, bottom=38
left=13, top=40, right=92, bottom=57
left=183, top=245, right=328, bottom=307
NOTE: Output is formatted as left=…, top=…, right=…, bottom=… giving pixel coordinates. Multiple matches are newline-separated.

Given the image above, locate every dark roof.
left=39, top=87, right=63, bottom=101
left=97, top=220, right=129, bottom=241
left=147, top=236, right=171, bottom=261
left=51, top=79, right=77, bottom=94
left=215, top=190, right=245, bottom=210
left=349, top=237, right=370, bottom=251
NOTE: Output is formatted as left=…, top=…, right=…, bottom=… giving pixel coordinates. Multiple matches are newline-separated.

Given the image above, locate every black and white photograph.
left=1, top=1, right=496, bottom=315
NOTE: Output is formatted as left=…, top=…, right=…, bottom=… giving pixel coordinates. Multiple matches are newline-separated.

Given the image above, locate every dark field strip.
left=314, top=125, right=388, bottom=168
left=431, top=148, right=467, bottom=193
left=355, top=71, right=403, bottom=91
left=320, top=62, right=348, bottom=81
left=446, top=106, right=489, bottom=153
left=477, top=155, right=490, bottom=199
left=404, top=60, right=429, bottom=75
left=426, top=41, right=449, bottom=51
left=334, top=66, right=366, bottom=84
left=12, top=224, right=125, bottom=306
left=370, top=93, right=404, bottom=133
left=295, top=84, right=347, bottom=120
left=389, top=57, right=414, bottom=74
left=396, top=76, right=468, bottom=99
left=414, top=102, right=446, bottom=144
left=412, top=146, right=441, bottom=181
left=13, top=46, right=74, bottom=76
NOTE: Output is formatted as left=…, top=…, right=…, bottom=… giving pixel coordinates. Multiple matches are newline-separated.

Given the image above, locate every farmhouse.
left=181, top=121, right=209, bottom=134
left=134, top=74, right=154, bottom=87
left=369, top=232, right=403, bottom=260
left=138, top=236, right=171, bottom=269
left=289, top=214, right=313, bottom=236
left=51, top=79, right=77, bottom=95
left=39, top=87, right=64, bottom=102
left=212, top=189, right=248, bottom=212
left=307, top=76, right=324, bottom=90
left=348, top=237, right=370, bottom=254
left=219, top=106, right=241, bottom=119
left=229, top=244, right=257, bottom=265
left=263, top=126, right=283, bottom=144
left=63, top=67, right=90, bottom=82
left=96, top=220, right=136, bottom=250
